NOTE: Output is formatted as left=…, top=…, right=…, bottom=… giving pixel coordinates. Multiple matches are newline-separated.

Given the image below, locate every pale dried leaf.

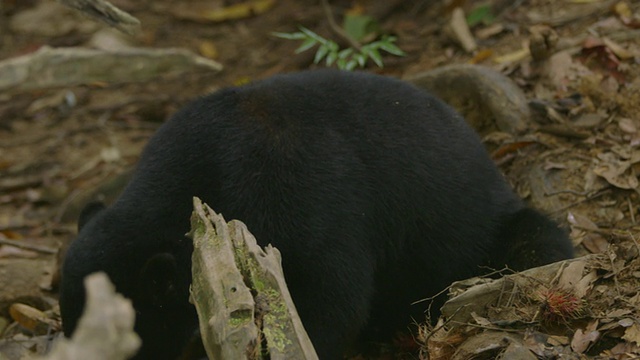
left=623, top=323, right=640, bottom=346
left=582, top=233, right=609, bottom=254
left=470, top=312, right=492, bottom=327
left=606, top=309, right=632, bottom=318
left=592, top=153, right=638, bottom=189
left=544, top=51, right=593, bottom=92
left=619, top=318, right=635, bottom=327
left=619, top=118, right=638, bottom=134
left=171, top=0, right=275, bottom=23
left=603, top=37, right=636, bottom=59
left=567, top=212, right=599, bottom=231
left=571, top=327, right=600, bottom=353
left=9, top=303, right=59, bottom=335
left=575, top=270, right=597, bottom=299
left=448, top=7, right=477, bottom=52
left=100, top=147, right=121, bottom=163
left=558, top=260, right=586, bottom=290
left=494, top=47, right=530, bottom=64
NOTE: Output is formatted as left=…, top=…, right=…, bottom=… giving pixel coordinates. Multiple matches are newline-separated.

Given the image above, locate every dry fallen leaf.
left=607, top=309, right=632, bottom=318
left=575, top=270, right=597, bottom=299
left=448, top=7, right=477, bottom=53
left=494, top=46, right=530, bottom=64
left=602, top=37, right=636, bottom=60
left=604, top=341, right=640, bottom=358
left=571, top=322, right=600, bottom=353
left=9, top=303, right=59, bottom=335
left=622, top=322, right=640, bottom=346
left=554, top=261, right=596, bottom=300
left=567, top=212, right=599, bottom=231
left=580, top=36, right=627, bottom=83
left=612, top=1, right=640, bottom=28
left=558, top=260, right=586, bottom=290
left=582, top=233, right=610, bottom=254
left=612, top=1, right=633, bottom=18
left=173, top=0, right=276, bottom=23
left=470, top=312, right=492, bottom=327
left=619, top=118, right=638, bottom=133
left=100, top=147, right=121, bottom=163
left=199, top=40, right=219, bottom=60
left=593, top=152, right=638, bottom=189
left=424, top=318, right=465, bottom=360
left=543, top=50, right=593, bottom=93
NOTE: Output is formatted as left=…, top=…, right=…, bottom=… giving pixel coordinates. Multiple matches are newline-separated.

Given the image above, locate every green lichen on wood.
left=231, top=223, right=266, bottom=293
left=229, top=223, right=293, bottom=353
left=188, top=209, right=207, bottom=243
left=228, top=309, right=253, bottom=327
left=261, top=288, right=293, bottom=352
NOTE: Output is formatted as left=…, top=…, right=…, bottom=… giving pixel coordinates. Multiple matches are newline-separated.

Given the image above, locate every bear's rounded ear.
left=138, top=253, right=179, bottom=306
left=78, top=201, right=107, bottom=231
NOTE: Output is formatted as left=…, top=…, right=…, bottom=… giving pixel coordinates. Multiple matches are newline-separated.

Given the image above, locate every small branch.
left=56, top=0, right=141, bottom=35
left=0, top=47, right=222, bottom=92
left=320, top=0, right=362, bottom=51
left=0, top=238, right=57, bottom=255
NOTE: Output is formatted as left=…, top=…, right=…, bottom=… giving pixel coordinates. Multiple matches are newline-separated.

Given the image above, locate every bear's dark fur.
left=60, top=70, right=573, bottom=359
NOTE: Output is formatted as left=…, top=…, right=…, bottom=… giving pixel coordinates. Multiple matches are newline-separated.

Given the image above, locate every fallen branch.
left=56, top=0, right=141, bottom=35
left=406, top=64, right=530, bottom=135
left=0, top=46, right=222, bottom=92
left=0, top=238, right=56, bottom=255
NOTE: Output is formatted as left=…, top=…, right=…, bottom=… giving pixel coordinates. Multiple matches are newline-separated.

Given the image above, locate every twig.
left=448, top=321, right=522, bottom=333
left=422, top=305, right=465, bottom=343
left=628, top=196, right=636, bottom=224
left=628, top=232, right=640, bottom=255
left=550, top=188, right=611, bottom=215
left=320, top=0, right=362, bottom=51
left=56, top=0, right=141, bottom=35
left=607, top=247, right=621, bottom=296
left=0, top=238, right=57, bottom=254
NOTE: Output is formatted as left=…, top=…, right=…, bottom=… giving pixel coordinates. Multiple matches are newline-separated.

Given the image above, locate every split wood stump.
left=189, top=197, right=318, bottom=360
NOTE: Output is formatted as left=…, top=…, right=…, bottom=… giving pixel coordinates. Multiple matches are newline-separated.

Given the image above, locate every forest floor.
left=0, top=0, right=639, bottom=359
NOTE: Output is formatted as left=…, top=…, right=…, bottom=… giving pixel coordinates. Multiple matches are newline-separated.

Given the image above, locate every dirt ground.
left=0, top=0, right=640, bottom=359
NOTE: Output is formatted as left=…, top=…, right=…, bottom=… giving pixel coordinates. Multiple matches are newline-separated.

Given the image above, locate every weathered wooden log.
left=190, top=197, right=318, bottom=360
left=406, top=64, right=530, bottom=135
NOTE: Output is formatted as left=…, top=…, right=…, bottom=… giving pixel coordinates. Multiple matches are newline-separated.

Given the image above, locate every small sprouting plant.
left=273, top=26, right=405, bottom=71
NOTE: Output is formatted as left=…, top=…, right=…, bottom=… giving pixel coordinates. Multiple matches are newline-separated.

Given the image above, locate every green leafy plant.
left=466, top=5, right=495, bottom=27
left=273, top=26, right=405, bottom=71
left=343, top=13, right=378, bottom=42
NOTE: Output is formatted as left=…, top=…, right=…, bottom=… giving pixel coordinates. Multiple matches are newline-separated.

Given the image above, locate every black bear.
left=60, top=70, right=573, bottom=359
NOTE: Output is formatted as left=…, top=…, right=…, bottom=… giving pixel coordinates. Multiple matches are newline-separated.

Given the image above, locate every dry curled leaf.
left=592, top=153, right=638, bottom=189
left=9, top=303, right=59, bottom=335
left=567, top=212, right=599, bottom=231
left=571, top=321, right=600, bottom=353
left=623, top=322, right=640, bottom=346
left=558, top=260, right=586, bottom=289
left=172, top=0, right=275, bottom=23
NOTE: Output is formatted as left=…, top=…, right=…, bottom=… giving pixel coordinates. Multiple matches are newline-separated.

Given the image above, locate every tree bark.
left=190, top=197, right=318, bottom=360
